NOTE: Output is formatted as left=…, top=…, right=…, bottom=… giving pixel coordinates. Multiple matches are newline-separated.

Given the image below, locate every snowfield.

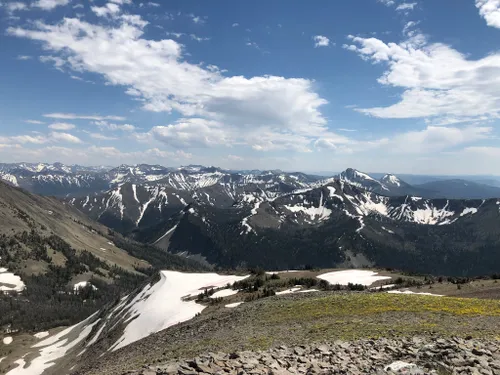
left=387, top=290, right=443, bottom=297
left=109, top=271, right=248, bottom=351
left=210, top=289, right=239, bottom=298
left=3, top=337, right=12, bottom=345
left=0, top=268, right=25, bottom=293
left=317, top=270, right=391, bottom=286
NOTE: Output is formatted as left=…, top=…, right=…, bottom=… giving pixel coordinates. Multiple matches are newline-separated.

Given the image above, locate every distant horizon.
left=2, top=161, right=500, bottom=179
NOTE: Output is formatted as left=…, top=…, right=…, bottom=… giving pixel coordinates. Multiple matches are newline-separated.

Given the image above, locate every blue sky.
left=1, top=0, right=500, bottom=174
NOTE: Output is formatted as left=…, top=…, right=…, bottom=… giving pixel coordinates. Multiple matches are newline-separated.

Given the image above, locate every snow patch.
left=387, top=290, right=443, bottom=297
left=275, top=287, right=301, bottom=295
left=210, top=289, right=239, bottom=298
left=33, top=332, right=49, bottom=339
left=225, top=302, right=243, bottom=308
left=73, top=281, right=97, bottom=292
left=7, top=314, right=100, bottom=375
left=154, top=224, right=178, bottom=243
left=381, top=226, right=394, bottom=234
left=384, top=361, right=418, bottom=372
left=109, top=271, right=248, bottom=351
left=0, top=268, right=25, bottom=293
left=3, top=337, right=13, bottom=345
left=460, top=207, right=478, bottom=216
left=317, top=270, right=391, bottom=286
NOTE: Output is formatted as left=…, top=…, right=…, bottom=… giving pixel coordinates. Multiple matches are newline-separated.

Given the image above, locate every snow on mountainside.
left=233, top=181, right=485, bottom=235
left=381, top=174, right=402, bottom=187
left=2, top=271, right=248, bottom=375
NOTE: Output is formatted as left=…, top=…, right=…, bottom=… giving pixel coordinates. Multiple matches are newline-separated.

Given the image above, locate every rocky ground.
left=128, top=337, right=500, bottom=375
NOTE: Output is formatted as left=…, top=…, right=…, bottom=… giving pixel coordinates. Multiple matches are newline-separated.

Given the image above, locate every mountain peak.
left=340, top=168, right=376, bottom=182
left=381, top=173, right=402, bottom=187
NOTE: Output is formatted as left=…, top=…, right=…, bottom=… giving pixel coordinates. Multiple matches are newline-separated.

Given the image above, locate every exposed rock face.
left=125, top=337, right=500, bottom=375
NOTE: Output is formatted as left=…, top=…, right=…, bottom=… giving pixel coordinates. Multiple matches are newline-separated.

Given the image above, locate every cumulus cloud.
left=344, top=32, right=500, bottom=123
left=9, top=15, right=332, bottom=152
left=313, top=35, right=330, bottom=48
left=48, top=122, right=75, bottom=130
left=91, top=2, right=120, bottom=17
left=476, top=0, right=500, bottom=28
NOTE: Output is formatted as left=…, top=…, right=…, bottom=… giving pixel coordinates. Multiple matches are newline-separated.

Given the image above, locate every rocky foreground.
left=127, top=337, right=500, bottom=375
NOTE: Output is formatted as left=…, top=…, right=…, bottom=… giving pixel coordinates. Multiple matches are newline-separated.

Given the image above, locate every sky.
left=1, top=0, right=500, bottom=174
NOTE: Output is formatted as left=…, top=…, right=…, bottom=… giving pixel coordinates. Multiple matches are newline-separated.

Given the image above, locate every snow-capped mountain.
left=381, top=173, right=403, bottom=187
left=145, top=180, right=500, bottom=275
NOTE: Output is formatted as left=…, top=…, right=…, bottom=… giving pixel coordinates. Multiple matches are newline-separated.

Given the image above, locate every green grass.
left=263, top=293, right=500, bottom=323
left=83, top=292, right=500, bottom=375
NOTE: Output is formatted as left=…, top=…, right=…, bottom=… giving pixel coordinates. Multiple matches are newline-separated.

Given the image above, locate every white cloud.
left=476, top=0, right=500, bottom=28
left=166, top=32, right=184, bottom=38
left=5, top=2, right=27, bottom=12
left=109, top=0, right=131, bottom=4
left=150, top=118, right=227, bottom=148
left=227, top=154, right=243, bottom=161
left=380, top=125, right=492, bottom=154
left=11, top=135, right=47, bottom=144
left=48, top=122, right=75, bottom=130
left=8, top=16, right=329, bottom=150
left=88, top=132, right=117, bottom=140
left=25, top=120, right=45, bottom=124
left=39, top=55, right=66, bottom=71
left=73, top=3, right=83, bottom=8
left=189, top=14, right=204, bottom=24
left=313, top=35, right=330, bottom=48
left=232, top=23, right=239, bottom=27
left=246, top=41, right=259, bottom=49
left=49, top=131, right=82, bottom=143
left=17, top=55, right=32, bottom=60
left=190, top=34, right=210, bottom=42
left=91, top=2, right=120, bottom=17
left=32, top=0, right=70, bottom=10
left=395, top=2, right=417, bottom=11
left=147, top=2, right=159, bottom=7
left=94, top=121, right=135, bottom=131
left=44, top=113, right=126, bottom=121
left=378, top=0, right=395, bottom=6
left=344, top=32, right=500, bottom=122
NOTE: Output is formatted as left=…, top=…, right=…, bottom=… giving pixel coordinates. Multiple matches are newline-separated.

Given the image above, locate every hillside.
left=4, top=268, right=500, bottom=375
left=124, top=181, right=499, bottom=276
left=0, top=181, right=208, bottom=335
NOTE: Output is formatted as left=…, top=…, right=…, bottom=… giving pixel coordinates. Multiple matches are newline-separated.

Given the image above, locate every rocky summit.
left=128, top=337, right=500, bottom=375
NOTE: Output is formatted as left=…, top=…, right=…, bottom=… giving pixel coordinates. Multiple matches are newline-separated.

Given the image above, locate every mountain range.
left=3, top=162, right=500, bottom=276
